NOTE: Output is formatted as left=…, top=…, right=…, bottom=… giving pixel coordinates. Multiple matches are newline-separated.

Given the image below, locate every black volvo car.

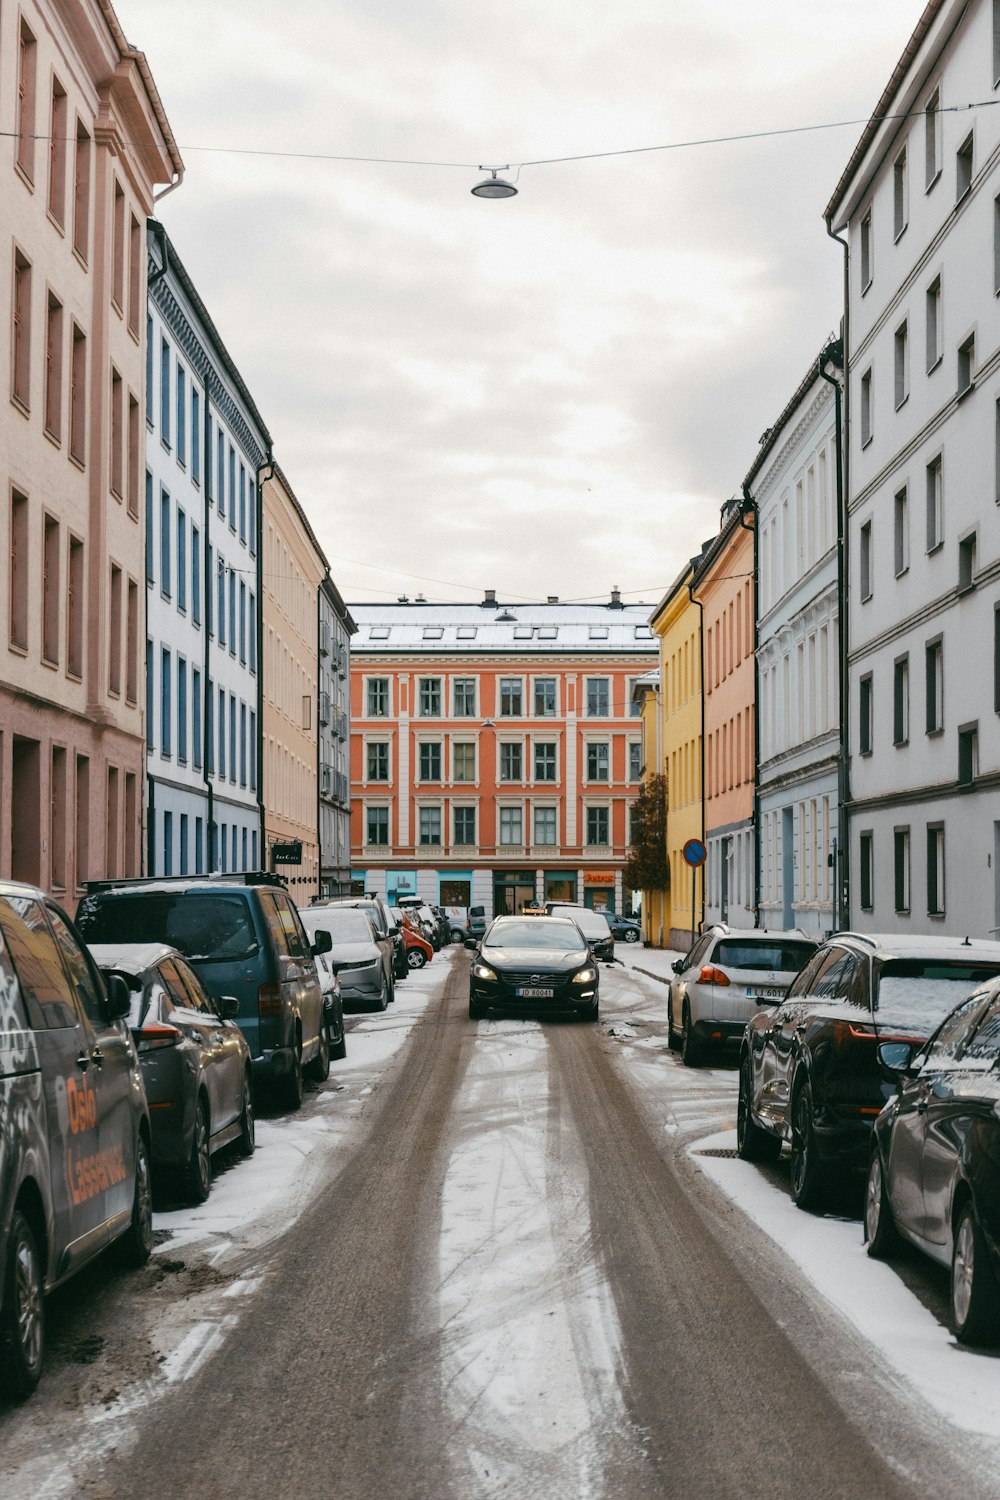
left=468, top=916, right=599, bottom=1021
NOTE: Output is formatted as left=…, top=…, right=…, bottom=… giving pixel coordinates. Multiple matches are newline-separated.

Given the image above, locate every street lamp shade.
left=472, top=168, right=517, bottom=199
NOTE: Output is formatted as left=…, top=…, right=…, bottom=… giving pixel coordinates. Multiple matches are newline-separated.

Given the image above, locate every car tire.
left=387, top=973, right=396, bottom=1004
left=624, top=929, right=640, bottom=943
left=372, top=975, right=388, bottom=1012
left=183, top=1097, right=212, bottom=1204
left=864, top=1150, right=898, bottom=1258
left=406, top=948, right=427, bottom=970
left=279, top=1042, right=304, bottom=1111
left=789, top=1081, right=829, bottom=1212
left=681, top=1004, right=703, bottom=1067
left=307, top=1020, right=330, bottom=1082
left=667, top=996, right=681, bottom=1051
left=119, top=1134, right=154, bottom=1267
left=237, top=1070, right=255, bottom=1158
left=329, top=1004, right=347, bottom=1061
left=952, top=1202, right=1000, bottom=1345
left=0, top=1208, right=45, bottom=1401
left=737, top=1056, right=781, bottom=1163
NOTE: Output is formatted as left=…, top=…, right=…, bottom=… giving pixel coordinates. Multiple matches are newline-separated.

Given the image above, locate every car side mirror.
left=877, top=1040, right=919, bottom=1080
left=311, top=930, right=332, bottom=956
left=218, top=995, right=240, bottom=1020
left=464, top=936, right=479, bottom=950
left=672, top=959, right=685, bottom=975
left=105, top=972, right=132, bottom=1021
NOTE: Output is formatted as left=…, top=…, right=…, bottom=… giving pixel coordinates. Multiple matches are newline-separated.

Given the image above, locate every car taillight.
left=134, top=1022, right=182, bottom=1052
left=832, top=1020, right=877, bottom=1048
left=258, top=983, right=283, bottom=1017
left=698, top=966, right=730, bottom=987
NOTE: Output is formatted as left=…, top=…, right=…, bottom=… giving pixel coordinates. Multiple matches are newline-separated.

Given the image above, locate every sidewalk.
left=615, top=942, right=684, bottom=985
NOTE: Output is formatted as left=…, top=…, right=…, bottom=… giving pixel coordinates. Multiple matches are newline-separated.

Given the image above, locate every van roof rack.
left=84, top=870, right=287, bottom=894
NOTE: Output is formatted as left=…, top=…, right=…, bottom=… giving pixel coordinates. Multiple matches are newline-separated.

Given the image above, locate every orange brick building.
left=349, top=594, right=657, bottom=919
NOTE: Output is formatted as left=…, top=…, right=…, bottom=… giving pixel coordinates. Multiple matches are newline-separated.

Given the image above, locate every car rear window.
left=549, top=906, right=611, bottom=937
left=303, top=909, right=373, bottom=944
left=76, top=893, right=257, bottom=962
left=715, top=939, right=816, bottom=974
left=874, top=960, right=1000, bottom=1033
left=485, top=921, right=584, bottom=951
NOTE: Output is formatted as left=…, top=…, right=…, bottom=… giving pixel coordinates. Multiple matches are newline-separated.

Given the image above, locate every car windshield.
left=715, top=939, right=816, bottom=974
left=549, top=907, right=610, bottom=937
left=485, top=921, right=583, bottom=952
left=874, top=960, right=1000, bottom=1031
left=76, top=893, right=257, bottom=962
left=304, top=909, right=374, bottom=945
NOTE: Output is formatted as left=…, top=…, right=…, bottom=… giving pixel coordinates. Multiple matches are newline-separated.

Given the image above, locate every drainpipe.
left=256, top=447, right=275, bottom=866
left=818, top=317, right=848, bottom=933
left=686, top=567, right=706, bottom=937
left=739, top=491, right=761, bottom=927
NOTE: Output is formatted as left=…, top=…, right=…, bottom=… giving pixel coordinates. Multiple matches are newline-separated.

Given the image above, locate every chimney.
left=397, top=594, right=409, bottom=603
left=482, top=588, right=497, bottom=608
left=547, top=595, right=559, bottom=604
left=415, top=593, right=426, bottom=603
left=609, top=585, right=623, bottom=609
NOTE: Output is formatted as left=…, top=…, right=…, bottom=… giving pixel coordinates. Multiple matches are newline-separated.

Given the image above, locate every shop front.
left=544, top=871, right=577, bottom=904
left=493, top=869, right=537, bottom=916
left=583, top=871, right=616, bottom=913
left=385, top=869, right=419, bottom=906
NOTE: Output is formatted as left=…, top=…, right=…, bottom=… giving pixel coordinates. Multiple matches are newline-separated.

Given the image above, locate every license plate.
left=746, top=988, right=782, bottom=1000
left=517, top=987, right=554, bottom=998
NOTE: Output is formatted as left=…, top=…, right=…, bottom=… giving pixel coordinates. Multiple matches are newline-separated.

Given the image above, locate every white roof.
left=88, top=942, right=176, bottom=973
left=349, top=601, right=658, bottom=655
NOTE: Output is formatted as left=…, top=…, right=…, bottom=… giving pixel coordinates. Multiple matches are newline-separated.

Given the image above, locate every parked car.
left=865, top=976, right=1000, bottom=1344
left=468, top=916, right=599, bottom=1021
left=295, top=930, right=346, bottom=1060
left=76, top=875, right=331, bottom=1112
left=322, top=898, right=397, bottom=999
left=401, top=915, right=434, bottom=968
left=737, top=932, right=1000, bottom=1212
left=384, top=907, right=411, bottom=982
left=466, top=905, right=487, bottom=941
left=301, top=906, right=391, bottom=1012
left=668, top=926, right=819, bottom=1066
left=90, top=943, right=254, bottom=1202
left=607, top=913, right=641, bottom=943
left=545, top=904, right=615, bottom=963
left=0, top=881, right=152, bottom=1401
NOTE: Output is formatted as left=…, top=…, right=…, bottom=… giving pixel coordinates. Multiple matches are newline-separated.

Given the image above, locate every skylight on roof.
left=456, top=626, right=478, bottom=639
left=513, top=626, right=534, bottom=639
left=589, top=626, right=610, bottom=639
left=422, top=627, right=444, bottom=639
left=634, top=626, right=653, bottom=639
left=537, top=626, right=558, bottom=639
left=369, top=626, right=390, bottom=640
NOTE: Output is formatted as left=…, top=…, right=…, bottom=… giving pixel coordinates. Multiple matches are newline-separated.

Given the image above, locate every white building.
left=319, top=577, right=355, bottom=897
left=748, top=358, right=840, bottom=935
left=826, top=0, right=1000, bottom=936
left=145, top=224, right=269, bottom=876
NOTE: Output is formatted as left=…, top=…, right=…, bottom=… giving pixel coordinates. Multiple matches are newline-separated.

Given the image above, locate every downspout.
left=739, top=492, right=761, bottom=927
left=686, top=568, right=706, bottom=935
left=819, top=301, right=849, bottom=931
left=256, top=447, right=275, bottom=867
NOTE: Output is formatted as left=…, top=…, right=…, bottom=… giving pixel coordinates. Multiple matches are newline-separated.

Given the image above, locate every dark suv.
left=0, top=881, right=152, bottom=1400
left=737, top=932, right=1000, bottom=1211
left=76, top=875, right=330, bottom=1111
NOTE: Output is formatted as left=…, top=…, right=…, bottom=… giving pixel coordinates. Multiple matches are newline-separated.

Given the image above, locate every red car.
left=401, top=918, right=433, bottom=969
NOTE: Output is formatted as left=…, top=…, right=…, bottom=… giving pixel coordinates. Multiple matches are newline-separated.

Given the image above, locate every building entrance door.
left=493, top=872, right=536, bottom=915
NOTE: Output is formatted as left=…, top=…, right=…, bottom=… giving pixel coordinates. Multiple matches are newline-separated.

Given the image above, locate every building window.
left=894, top=487, right=908, bottom=576
left=229, top=696, right=236, bottom=783
left=239, top=463, right=247, bottom=542
left=176, top=509, right=187, bottom=612
left=534, top=742, right=557, bottom=781
left=499, top=806, right=523, bottom=846
left=925, top=638, right=943, bottom=733
left=9, top=491, right=28, bottom=651
left=533, top=807, right=557, bottom=846
left=418, top=742, right=442, bottom=781
left=859, top=831, right=874, bottom=911
left=160, top=491, right=171, bottom=596
left=108, top=564, right=122, bottom=696
left=893, top=655, right=909, bottom=746
left=42, top=515, right=60, bottom=664
left=534, top=677, right=557, bottom=716
left=216, top=559, right=225, bottom=645
left=957, top=333, right=975, bottom=397
left=218, top=687, right=226, bottom=779
left=217, top=432, right=225, bottom=517
left=228, top=446, right=236, bottom=529
left=126, top=579, right=138, bottom=703
left=454, top=807, right=476, bottom=846
left=860, top=367, right=873, bottom=447
left=629, top=741, right=642, bottom=781
left=67, top=537, right=83, bottom=678
left=418, top=677, right=441, bottom=716
left=160, top=338, right=170, bottom=446
left=367, top=807, right=389, bottom=846
left=109, top=368, right=123, bottom=496
left=48, top=78, right=67, bottom=224
left=128, top=214, right=141, bottom=335
left=959, top=531, right=977, bottom=593
left=586, top=742, right=609, bottom=781
left=191, top=526, right=201, bottom=624
left=12, top=250, right=31, bottom=411
left=367, top=678, right=389, bottom=717
left=73, top=122, right=91, bottom=261
left=419, top=807, right=441, bottom=846
left=453, top=678, right=476, bottom=716
left=894, top=828, right=910, bottom=913
left=893, top=147, right=908, bottom=238
left=161, top=649, right=172, bottom=756
left=44, top=293, right=63, bottom=439
left=70, top=324, right=86, bottom=462
left=926, top=276, right=942, bottom=370
left=859, top=519, right=873, bottom=601
left=860, top=210, right=873, bottom=290
left=177, top=657, right=188, bottom=764
left=176, top=365, right=186, bottom=465
left=894, top=320, right=908, bottom=408
left=127, top=395, right=140, bottom=516
left=192, top=668, right=202, bottom=769
left=958, top=723, right=978, bottom=785
left=956, top=132, right=973, bottom=200
left=925, top=89, right=940, bottom=187
left=926, top=455, right=943, bottom=551
left=499, top=742, right=523, bottom=781
left=239, top=579, right=246, bottom=662
left=927, top=824, right=945, bottom=915
left=16, top=20, right=37, bottom=182
left=859, top=674, right=873, bottom=755
left=499, top=678, right=522, bottom=716
left=586, top=678, right=610, bottom=716
left=453, top=742, right=476, bottom=781
left=586, top=806, right=610, bottom=846
left=111, top=180, right=125, bottom=310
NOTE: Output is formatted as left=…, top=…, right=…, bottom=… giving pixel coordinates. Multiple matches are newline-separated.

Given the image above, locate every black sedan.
left=607, top=914, right=641, bottom=943
left=92, top=942, right=254, bottom=1203
left=866, top=977, right=1000, bottom=1345
left=468, top=916, right=599, bottom=1021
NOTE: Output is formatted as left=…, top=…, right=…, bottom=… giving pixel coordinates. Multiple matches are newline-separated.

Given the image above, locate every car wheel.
left=952, top=1202, right=1000, bottom=1345
left=667, top=995, right=681, bottom=1051
left=329, top=1003, right=347, bottom=1061
left=119, top=1134, right=154, bottom=1266
left=406, top=948, right=427, bottom=969
left=790, top=1081, right=828, bottom=1212
left=372, top=975, right=388, bottom=1012
left=279, top=1042, right=304, bottom=1111
left=624, top=928, right=640, bottom=943
left=681, top=1004, right=703, bottom=1067
left=237, top=1070, right=255, bottom=1157
left=387, top=973, right=396, bottom=1004
left=0, top=1209, right=45, bottom=1401
left=183, top=1098, right=212, bottom=1204
left=307, top=1019, right=330, bottom=1082
left=737, top=1056, right=781, bottom=1162
left=864, top=1150, right=898, bottom=1258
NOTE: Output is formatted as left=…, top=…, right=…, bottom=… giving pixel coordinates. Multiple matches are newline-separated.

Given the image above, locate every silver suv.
left=668, top=926, right=819, bottom=1066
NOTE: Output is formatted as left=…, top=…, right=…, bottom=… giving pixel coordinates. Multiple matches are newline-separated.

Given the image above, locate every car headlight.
left=572, top=966, right=597, bottom=985
left=472, top=962, right=498, bottom=982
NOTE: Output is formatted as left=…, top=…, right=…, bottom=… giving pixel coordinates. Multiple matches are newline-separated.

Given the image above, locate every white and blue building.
left=145, top=222, right=270, bottom=876
left=319, top=576, right=355, bottom=896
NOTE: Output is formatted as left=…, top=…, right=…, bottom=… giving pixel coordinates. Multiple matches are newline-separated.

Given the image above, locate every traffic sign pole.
left=682, top=838, right=708, bottom=950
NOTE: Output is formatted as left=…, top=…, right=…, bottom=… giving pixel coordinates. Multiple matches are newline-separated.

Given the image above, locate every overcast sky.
left=122, top=0, right=921, bottom=608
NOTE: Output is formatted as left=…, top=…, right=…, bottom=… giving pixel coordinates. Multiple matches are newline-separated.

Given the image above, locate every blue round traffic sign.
left=682, top=838, right=707, bottom=868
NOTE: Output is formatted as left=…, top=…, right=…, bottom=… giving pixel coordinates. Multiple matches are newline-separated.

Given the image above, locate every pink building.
left=0, top=0, right=180, bottom=900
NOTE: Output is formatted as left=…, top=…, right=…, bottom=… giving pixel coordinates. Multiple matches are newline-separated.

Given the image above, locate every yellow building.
left=650, top=557, right=705, bottom=952
left=631, top=669, right=669, bottom=948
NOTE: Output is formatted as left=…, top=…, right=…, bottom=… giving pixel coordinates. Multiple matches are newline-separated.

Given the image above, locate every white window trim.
left=362, top=735, right=392, bottom=788
left=414, top=736, right=444, bottom=784
left=363, top=673, right=393, bottom=720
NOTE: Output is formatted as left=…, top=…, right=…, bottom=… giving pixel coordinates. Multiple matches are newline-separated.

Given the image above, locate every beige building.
left=1, top=0, right=180, bottom=900
left=262, top=464, right=329, bottom=899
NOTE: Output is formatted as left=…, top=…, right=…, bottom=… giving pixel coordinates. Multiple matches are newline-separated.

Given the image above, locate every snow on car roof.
left=87, top=941, right=177, bottom=973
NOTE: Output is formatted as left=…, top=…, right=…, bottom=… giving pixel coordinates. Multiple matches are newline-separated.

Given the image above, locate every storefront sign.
left=584, top=872, right=616, bottom=886
left=270, top=841, right=302, bottom=866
